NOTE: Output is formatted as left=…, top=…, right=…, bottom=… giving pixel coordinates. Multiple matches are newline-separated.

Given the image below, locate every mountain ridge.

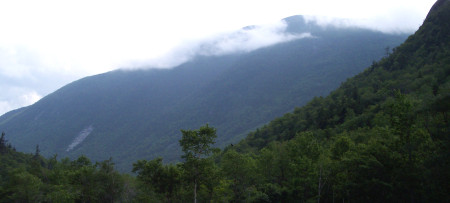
left=0, top=15, right=409, bottom=171
left=237, top=0, right=449, bottom=153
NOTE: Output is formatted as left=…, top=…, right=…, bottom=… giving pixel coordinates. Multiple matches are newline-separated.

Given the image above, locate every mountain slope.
left=231, top=0, right=449, bottom=201
left=238, top=1, right=450, bottom=150
left=0, top=16, right=408, bottom=171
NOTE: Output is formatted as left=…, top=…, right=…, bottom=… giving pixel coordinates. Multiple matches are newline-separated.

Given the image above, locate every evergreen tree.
left=0, top=132, right=6, bottom=154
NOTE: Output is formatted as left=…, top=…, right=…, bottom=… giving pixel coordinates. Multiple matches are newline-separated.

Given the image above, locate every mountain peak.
left=423, top=0, right=450, bottom=26
left=427, top=0, right=449, bottom=18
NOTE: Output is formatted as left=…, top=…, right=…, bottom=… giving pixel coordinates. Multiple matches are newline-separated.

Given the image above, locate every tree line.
left=1, top=1, right=449, bottom=201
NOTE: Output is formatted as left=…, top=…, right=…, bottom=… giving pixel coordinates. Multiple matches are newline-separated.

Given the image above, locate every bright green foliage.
left=179, top=124, right=218, bottom=203
left=180, top=124, right=217, bottom=161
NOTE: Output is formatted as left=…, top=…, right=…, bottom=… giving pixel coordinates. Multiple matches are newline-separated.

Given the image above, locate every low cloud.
left=197, top=21, right=311, bottom=56
left=125, top=20, right=312, bottom=69
left=0, top=0, right=435, bottom=115
left=303, top=5, right=431, bottom=34
left=0, top=19, right=311, bottom=115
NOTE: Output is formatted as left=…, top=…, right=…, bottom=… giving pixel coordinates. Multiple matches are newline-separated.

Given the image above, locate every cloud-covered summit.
left=124, top=20, right=312, bottom=69
left=0, top=19, right=311, bottom=116
left=196, top=22, right=312, bottom=56
left=0, top=0, right=436, bottom=116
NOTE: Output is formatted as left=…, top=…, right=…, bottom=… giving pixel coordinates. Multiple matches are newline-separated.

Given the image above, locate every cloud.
left=0, top=0, right=437, bottom=116
left=303, top=0, right=436, bottom=34
left=124, top=20, right=312, bottom=69
left=0, top=12, right=313, bottom=115
left=304, top=14, right=421, bottom=34
left=0, top=86, right=41, bottom=116
left=0, top=46, right=40, bottom=79
left=197, top=22, right=312, bottom=56
left=0, top=46, right=78, bottom=115
left=0, top=18, right=311, bottom=115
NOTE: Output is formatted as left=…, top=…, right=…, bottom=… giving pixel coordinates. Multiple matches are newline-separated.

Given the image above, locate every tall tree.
left=0, top=132, right=6, bottom=154
left=179, top=124, right=217, bottom=203
left=33, top=144, right=40, bottom=160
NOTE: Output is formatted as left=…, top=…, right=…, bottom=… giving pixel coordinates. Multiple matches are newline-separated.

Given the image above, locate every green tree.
left=198, top=157, right=222, bottom=203
left=133, top=157, right=181, bottom=202
left=331, top=136, right=353, bottom=160
left=69, top=156, right=100, bottom=202
left=256, top=142, right=289, bottom=201
left=96, top=158, right=125, bottom=202
left=284, top=132, right=322, bottom=202
left=221, top=149, right=258, bottom=201
left=179, top=124, right=217, bottom=203
left=6, top=168, right=43, bottom=202
left=0, top=132, right=6, bottom=154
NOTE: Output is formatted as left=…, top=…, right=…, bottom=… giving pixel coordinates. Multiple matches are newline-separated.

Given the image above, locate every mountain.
left=0, top=1, right=447, bottom=202
left=230, top=0, right=449, bottom=201
left=238, top=1, right=449, bottom=150
left=0, top=16, right=408, bottom=171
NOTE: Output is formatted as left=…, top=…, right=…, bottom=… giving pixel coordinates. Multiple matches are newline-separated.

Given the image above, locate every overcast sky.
left=0, top=0, right=437, bottom=116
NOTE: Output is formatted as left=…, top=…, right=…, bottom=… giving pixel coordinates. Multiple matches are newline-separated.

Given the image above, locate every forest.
left=1, top=0, right=449, bottom=202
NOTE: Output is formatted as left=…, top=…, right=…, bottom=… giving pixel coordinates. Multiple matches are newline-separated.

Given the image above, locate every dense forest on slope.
left=0, top=133, right=133, bottom=202
left=0, top=15, right=408, bottom=171
left=1, top=0, right=447, bottom=202
left=229, top=0, right=450, bottom=201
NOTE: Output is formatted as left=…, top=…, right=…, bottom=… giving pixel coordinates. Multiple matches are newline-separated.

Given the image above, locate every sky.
left=0, top=0, right=437, bottom=116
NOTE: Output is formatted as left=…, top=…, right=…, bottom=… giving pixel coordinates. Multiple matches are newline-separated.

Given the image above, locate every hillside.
left=229, top=0, right=449, bottom=201
left=0, top=16, right=408, bottom=171
left=0, top=132, right=132, bottom=202
left=238, top=0, right=449, bottom=151
left=0, top=1, right=448, bottom=202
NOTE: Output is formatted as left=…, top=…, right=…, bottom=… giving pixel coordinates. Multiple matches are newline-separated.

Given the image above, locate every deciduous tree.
left=179, top=124, right=217, bottom=203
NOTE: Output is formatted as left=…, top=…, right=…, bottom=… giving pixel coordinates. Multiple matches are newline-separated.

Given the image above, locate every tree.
left=133, top=157, right=180, bottom=202
left=385, top=46, right=391, bottom=57
left=0, top=132, right=7, bottom=154
left=6, top=168, right=43, bottom=202
left=33, top=144, right=40, bottom=159
left=30, top=145, right=44, bottom=177
left=221, top=149, right=257, bottom=201
left=96, top=158, right=125, bottom=202
left=179, top=124, right=217, bottom=203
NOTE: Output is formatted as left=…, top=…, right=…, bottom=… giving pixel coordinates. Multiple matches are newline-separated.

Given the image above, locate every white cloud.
left=20, top=91, right=42, bottom=106
left=0, top=0, right=438, bottom=115
left=0, top=86, right=42, bottom=116
left=0, top=101, right=13, bottom=116
left=0, top=46, right=38, bottom=79
left=303, top=0, right=435, bottom=34
left=123, top=21, right=313, bottom=69
left=0, top=0, right=436, bottom=75
left=197, top=22, right=312, bottom=56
